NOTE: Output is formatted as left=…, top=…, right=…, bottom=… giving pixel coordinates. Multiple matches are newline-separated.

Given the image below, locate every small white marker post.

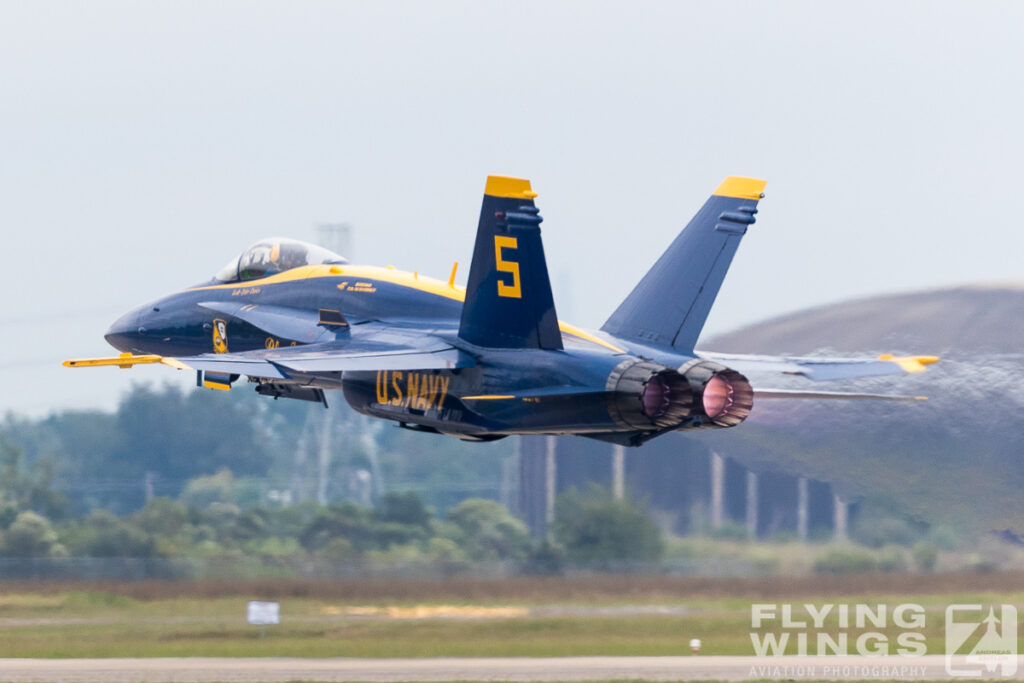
left=689, top=638, right=701, bottom=655
left=247, top=601, right=280, bottom=639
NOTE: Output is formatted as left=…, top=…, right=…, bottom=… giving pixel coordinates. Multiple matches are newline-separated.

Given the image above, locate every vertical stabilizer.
left=458, top=176, right=562, bottom=350
left=601, top=177, right=766, bottom=353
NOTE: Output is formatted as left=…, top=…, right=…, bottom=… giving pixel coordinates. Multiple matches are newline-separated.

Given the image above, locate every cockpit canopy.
left=215, top=238, right=348, bottom=282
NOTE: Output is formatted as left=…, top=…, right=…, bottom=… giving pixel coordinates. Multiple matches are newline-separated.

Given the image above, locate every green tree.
left=106, top=384, right=274, bottom=510
left=443, top=498, right=531, bottom=562
left=0, top=436, right=66, bottom=520
left=912, top=541, right=939, bottom=572
left=522, top=539, right=567, bottom=576
left=552, top=485, right=663, bottom=569
left=259, top=500, right=322, bottom=539
left=63, top=510, right=158, bottom=558
left=1, top=511, right=67, bottom=558
left=299, top=502, right=376, bottom=553
left=0, top=506, right=16, bottom=530
left=813, top=547, right=878, bottom=575
left=132, top=497, right=190, bottom=537
left=2, top=409, right=116, bottom=517
left=180, top=469, right=236, bottom=508
left=375, top=491, right=432, bottom=530
left=0, top=434, right=20, bottom=508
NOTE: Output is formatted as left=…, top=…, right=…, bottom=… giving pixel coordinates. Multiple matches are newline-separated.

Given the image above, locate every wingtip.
left=878, top=354, right=941, bottom=373
left=61, top=353, right=175, bottom=370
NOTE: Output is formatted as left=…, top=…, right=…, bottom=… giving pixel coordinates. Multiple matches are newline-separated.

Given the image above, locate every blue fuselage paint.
left=108, top=275, right=465, bottom=356
left=105, top=268, right=707, bottom=442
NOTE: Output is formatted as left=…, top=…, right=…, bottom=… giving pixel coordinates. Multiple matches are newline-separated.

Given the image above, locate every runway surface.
left=1, top=655, right=1022, bottom=682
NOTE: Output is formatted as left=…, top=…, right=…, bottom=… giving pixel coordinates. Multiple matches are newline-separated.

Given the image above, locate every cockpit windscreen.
left=214, top=238, right=348, bottom=282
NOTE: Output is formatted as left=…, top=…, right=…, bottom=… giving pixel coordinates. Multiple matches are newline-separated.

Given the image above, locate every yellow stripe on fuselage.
left=556, top=321, right=626, bottom=354
left=184, top=264, right=626, bottom=354
left=185, top=264, right=466, bottom=301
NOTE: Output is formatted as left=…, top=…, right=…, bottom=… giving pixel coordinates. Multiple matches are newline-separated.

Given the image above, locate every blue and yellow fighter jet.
left=66, top=176, right=937, bottom=446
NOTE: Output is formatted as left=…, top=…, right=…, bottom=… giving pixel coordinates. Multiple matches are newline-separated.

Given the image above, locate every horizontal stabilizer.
left=755, top=388, right=927, bottom=401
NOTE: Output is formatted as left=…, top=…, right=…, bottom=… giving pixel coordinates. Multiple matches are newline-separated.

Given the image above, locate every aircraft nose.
left=104, top=309, right=141, bottom=352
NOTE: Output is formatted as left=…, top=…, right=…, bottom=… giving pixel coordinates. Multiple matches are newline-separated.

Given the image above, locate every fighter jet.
left=66, top=176, right=936, bottom=446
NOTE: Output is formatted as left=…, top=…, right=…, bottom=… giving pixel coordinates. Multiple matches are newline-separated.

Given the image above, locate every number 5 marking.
left=494, top=235, right=521, bottom=299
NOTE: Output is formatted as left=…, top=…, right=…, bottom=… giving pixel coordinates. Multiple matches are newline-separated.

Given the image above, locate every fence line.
left=0, top=556, right=763, bottom=581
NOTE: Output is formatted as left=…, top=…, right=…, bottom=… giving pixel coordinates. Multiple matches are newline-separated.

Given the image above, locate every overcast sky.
left=2, top=1, right=1022, bottom=416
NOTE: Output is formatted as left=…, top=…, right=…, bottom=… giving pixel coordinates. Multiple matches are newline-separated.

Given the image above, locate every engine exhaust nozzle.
left=677, top=359, right=754, bottom=427
left=607, top=359, right=694, bottom=430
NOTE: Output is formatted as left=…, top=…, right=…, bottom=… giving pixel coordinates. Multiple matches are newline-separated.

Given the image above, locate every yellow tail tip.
left=713, top=176, right=767, bottom=200
left=485, top=175, right=538, bottom=199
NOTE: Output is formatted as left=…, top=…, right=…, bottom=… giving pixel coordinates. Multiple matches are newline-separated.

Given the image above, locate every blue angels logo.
left=212, top=319, right=229, bottom=354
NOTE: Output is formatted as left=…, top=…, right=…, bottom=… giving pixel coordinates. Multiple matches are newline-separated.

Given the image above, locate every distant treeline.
left=2, top=381, right=1021, bottom=580
left=1, top=383, right=511, bottom=517
left=0, top=483, right=664, bottom=578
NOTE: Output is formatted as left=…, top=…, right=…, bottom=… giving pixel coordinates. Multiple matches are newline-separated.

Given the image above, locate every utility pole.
left=611, top=444, right=625, bottom=500
left=833, top=492, right=848, bottom=541
left=316, top=223, right=353, bottom=259
left=745, top=470, right=758, bottom=539
left=316, top=409, right=332, bottom=505
left=360, top=417, right=385, bottom=503
left=143, top=472, right=155, bottom=502
left=303, top=222, right=354, bottom=507
left=501, top=439, right=519, bottom=510
left=710, top=451, right=725, bottom=530
left=545, top=436, right=557, bottom=539
left=290, top=417, right=311, bottom=502
left=797, top=477, right=809, bottom=541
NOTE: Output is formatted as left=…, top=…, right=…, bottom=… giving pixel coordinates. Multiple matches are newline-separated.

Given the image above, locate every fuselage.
left=104, top=263, right=751, bottom=444
left=106, top=263, right=630, bottom=360
left=79, top=176, right=930, bottom=445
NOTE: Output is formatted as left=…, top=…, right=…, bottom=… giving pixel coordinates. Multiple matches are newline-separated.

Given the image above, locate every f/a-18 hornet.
left=67, top=176, right=936, bottom=446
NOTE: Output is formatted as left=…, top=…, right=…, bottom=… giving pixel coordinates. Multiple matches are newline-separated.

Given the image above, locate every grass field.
left=1, top=573, right=1023, bottom=658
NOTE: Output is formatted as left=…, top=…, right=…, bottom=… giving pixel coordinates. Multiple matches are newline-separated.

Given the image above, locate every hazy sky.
left=2, top=1, right=1022, bottom=415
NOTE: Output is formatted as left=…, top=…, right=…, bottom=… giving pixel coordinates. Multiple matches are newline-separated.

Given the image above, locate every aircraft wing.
left=65, top=331, right=475, bottom=380
left=180, top=343, right=473, bottom=378
left=697, top=351, right=939, bottom=381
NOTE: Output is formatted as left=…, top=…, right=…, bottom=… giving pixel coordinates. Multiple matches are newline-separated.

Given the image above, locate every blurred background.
left=2, top=1, right=1023, bottom=582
